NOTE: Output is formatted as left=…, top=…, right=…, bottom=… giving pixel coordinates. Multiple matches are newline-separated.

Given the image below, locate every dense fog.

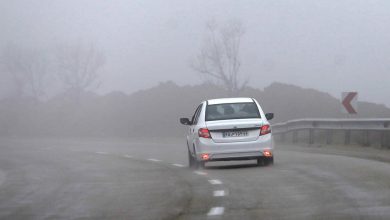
left=1, top=0, right=390, bottom=137
left=2, top=2, right=390, bottom=220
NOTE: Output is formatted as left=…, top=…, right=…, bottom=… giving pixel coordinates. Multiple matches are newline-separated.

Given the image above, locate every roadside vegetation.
left=1, top=81, right=389, bottom=137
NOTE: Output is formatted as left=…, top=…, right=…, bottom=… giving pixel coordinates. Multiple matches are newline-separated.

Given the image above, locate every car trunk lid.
left=206, top=119, right=264, bottom=143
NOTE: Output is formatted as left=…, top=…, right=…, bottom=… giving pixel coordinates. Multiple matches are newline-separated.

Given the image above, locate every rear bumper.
left=206, top=155, right=266, bottom=162
left=194, top=134, right=274, bottom=161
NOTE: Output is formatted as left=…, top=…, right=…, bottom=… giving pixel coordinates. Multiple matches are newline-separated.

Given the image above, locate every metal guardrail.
left=271, top=118, right=390, bottom=147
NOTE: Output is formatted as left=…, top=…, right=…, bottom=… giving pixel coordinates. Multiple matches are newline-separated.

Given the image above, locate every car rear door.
left=188, top=103, right=203, bottom=150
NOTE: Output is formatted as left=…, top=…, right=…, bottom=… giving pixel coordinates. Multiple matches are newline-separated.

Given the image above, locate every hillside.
left=1, top=81, right=390, bottom=137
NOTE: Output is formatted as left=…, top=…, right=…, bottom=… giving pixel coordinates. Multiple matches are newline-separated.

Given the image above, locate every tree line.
left=0, top=20, right=248, bottom=101
left=0, top=42, right=105, bottom=101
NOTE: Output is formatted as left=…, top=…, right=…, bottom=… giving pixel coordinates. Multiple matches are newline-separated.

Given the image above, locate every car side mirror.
left=180, top=118, right=192, bottom=125
left=265, top=113, right=274, bottom=120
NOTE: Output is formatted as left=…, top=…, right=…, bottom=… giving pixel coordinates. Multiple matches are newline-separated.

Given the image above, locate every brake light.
left=198, top=128, right=211, bottom=138
left=260, top=124, right=271, bottom=136
left=263, top=149, right=272, bottom=157
left=201, top=153, right=210, bottom=160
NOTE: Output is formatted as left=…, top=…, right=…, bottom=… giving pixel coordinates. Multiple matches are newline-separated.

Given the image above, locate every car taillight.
left=260, top=124, right=271, bottom=136
left=198, top=128, right=211, bottom=138
left=263, top=149, right=273, bottom=157
left=201, top=153, right=210, bottom=160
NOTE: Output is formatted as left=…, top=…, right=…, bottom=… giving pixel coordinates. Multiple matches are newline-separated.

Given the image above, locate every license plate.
left=222, top=130, right=248, bottom=138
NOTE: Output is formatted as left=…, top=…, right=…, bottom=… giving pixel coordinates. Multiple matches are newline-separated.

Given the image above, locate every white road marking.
left=207, top=207, right=225, bottom=216
left=194, top=171, right=208, bottom=176
left=147, top=158, right=161, bottom=162
left=124, top=154, right=133, bottom=158
left=208, top=179, right=223, bottom=185
left=96, top=151, right=108, bottom=155
left=172, top=163, right=185, bottom=167
left=213, top=190, right=226, bottom=197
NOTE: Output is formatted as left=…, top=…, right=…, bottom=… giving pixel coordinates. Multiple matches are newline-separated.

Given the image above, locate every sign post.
left=341, top=92, right=358, bottom=114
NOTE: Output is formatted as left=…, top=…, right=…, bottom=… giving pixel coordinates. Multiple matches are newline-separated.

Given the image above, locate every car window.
left=205, top=102, right=260, bottom=121
left=191, top=104, right=202, bottom=124
left=193, top=104, right=203, bottom=125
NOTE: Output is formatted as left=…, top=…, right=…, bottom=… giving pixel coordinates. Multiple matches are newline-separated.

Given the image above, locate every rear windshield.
left=205, top=102, right=261, bottom=121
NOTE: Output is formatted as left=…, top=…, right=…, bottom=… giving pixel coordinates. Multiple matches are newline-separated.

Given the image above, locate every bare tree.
left=56, top=43, right=105, bottom=97
left=191, top=20, right=247, bottom=96
left=0, top=43, right=48, bottom=100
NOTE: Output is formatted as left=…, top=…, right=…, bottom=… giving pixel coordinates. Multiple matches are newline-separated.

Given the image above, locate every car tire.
left=194, top=160, right=205, bottom=169
left=198, top=161, right=205, bottom=169
left=188, top=149, right=195, bottom=169
left=268, top=157, right=274, bottom=165
left=193, top=159, right=199, bottom=169
left=262, top=157, right=274, bottom=166
left=257, top=158, right=265, bottom=166
left=192, top=145, right=206, bottom=169
left=257, top=157, right=274, bottom=166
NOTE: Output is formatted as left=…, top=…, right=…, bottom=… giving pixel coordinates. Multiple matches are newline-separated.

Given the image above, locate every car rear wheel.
left=191, top=146, right=205, bottom=169
left=189, top=148, right=205, bottom=169
left=256, top=158, right=264, bottom=166
left=194, top=160, right=205, bottom=169
left=257, top=157, right=274, bottom=166
left=198, top=161, right=205, bottom=169
left=188, top=149, right=195, bottom=169
left=268, top=157, right=274, bottom=165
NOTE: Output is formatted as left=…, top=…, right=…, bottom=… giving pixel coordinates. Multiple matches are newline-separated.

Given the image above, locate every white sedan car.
left=180, top=97, right=274, bottom=168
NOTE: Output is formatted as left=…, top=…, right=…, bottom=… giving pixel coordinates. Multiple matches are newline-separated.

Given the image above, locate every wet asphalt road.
left=0, top=138, right=390, bottom=220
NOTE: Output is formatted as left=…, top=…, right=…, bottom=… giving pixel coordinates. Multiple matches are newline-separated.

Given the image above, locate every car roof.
left=207, top=97, right=254, bottom=105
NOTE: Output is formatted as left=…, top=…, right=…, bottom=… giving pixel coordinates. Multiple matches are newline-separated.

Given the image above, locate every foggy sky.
left=1, top=0, right=390, bottom=106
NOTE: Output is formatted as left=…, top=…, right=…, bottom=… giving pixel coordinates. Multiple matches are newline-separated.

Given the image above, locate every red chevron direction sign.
left=342, top=92, right=358, bottom=114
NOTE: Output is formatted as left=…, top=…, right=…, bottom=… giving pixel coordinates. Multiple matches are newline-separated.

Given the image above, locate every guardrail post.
left=309, top=129, right=314, bottom=144
left=381, top=131, right=386, bottom=148
left=382, top=122, right=389, bottom=148
left=345, top=130, right=351, bottom=145
left=293, top=130, right=298, bottom=143
left=280, top=133, right=286, bottom=142
left=364, top=130, right=370, bottom=146
left=326, top=130, right=332, bottom=145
